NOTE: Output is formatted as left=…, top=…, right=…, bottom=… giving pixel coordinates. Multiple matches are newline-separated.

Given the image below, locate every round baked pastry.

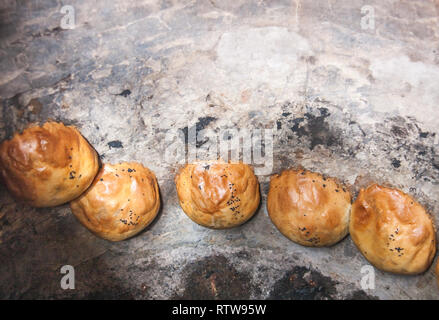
left=267, top=169, right=351, bottom=247
left=175, top=161, right=260, bottom=229
left=350, top=184, right=436, bottom=275
left=0, top=121, right=99, bottom=207
left=70, top=162, right=160, bottom=241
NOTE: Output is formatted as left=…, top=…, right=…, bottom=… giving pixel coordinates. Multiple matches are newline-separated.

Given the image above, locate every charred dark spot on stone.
left=32, top=26, right=63, bottom=38
left=108, top=140, right=123, bottom=149
left=268, top=266, right=337, bottom=300
left=276, top=120, right=282, bottom=130
left=305, top=108, right=339, bottom=149
left=290, top=117, right=306, bottom=137
left=432, top=157, right=439, bottom=171
left=196, top=116, right=217, bottom=132
left=288, top=108, right=339, bottom=150
left=377, top=118, right=439, bottom=181
left=117, top=89, right=131, bottom=97
left=391, top=125, right=408, bottom=137
left=346, top=290, right=379, bottom=300
left=181, top=116, right=218, bottom=148
left=173, top=255, right=252, bottom=300
left=72, top=254, right=156, bottom=300
left=348, top=120, right=366, bottom=136
left=391, top=158, right=401, bottom=168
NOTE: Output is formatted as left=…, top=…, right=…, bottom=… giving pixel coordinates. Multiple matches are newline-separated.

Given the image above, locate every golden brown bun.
left=267, top=169, right=351, bottom=247
left=0, top=122, right=99, bottom=207
left=175, top=160, right=260, bottom=229
left=70, top=162, right=160, bottom=241
left=350, top=184, right=436, bottom=275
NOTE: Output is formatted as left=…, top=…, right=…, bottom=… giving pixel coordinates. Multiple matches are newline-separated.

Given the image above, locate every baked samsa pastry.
left=350, top=184, right=436, bottom=275
left=0, top=122, right=99, bottom=207
left=175, top=161, right=260, bottom=229
left=267, top=169, right=351, bottom=247
left=70, top=162, right=160, bottom=241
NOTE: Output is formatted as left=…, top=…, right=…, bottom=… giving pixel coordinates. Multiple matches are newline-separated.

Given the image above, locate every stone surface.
left=1, top=0, right=439, bottom=299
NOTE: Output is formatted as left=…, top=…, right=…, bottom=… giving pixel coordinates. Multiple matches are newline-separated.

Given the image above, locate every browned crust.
left=267, top=168, right=351, bottom=247
left=0, top=122, right=99, bottom=207
left=350, top=184, right=436, bottom=275
left=175, top=160, right=260, bottom=229
left=70, top=162, right=160, bottom=241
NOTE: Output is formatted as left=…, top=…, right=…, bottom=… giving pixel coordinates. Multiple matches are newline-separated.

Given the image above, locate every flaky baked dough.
left=70, top=162, right=160, bottom=241
left=350, top=184, right=436, bottom=275
left=0, top=122, right=99, bottom=207
left=267, top=169, right=351, bottom=247
left=175, top=160, right=260, bottom=229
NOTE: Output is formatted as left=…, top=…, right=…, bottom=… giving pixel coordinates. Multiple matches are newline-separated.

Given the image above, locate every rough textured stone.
left=0, top=0, right=438, bottom=299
